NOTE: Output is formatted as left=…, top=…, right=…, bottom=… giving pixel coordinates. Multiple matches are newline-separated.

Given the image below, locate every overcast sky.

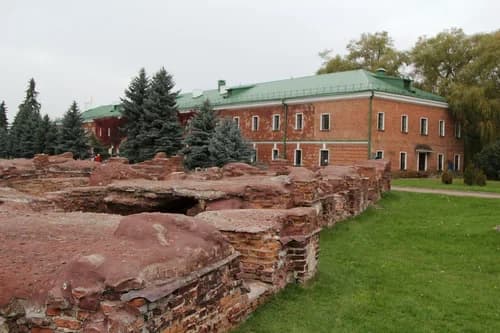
left=1, top=0, right=498, bottom=120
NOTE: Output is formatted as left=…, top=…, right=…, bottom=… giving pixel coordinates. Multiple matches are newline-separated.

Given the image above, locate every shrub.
left=474, top=169, right=487, bottom=186
left=463, top=164, right=475, bottom=185
left=476, top=140, right=500, bottom=180
left=441, top=171, right=453, bottom=184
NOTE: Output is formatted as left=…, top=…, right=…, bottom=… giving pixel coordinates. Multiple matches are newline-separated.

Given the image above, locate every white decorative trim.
left=374, top=92, right=448, bottom=108
left=251, top=115, right=259, bottom=131
left=272, top=114, right=280, bottom=131
left=420, top=117, right=429, bottom=135
left=377, top=112, right=385, bottom=131
left=320, top=113, right=331, bottom=131
left=401, top=114, right=409, bottom=133
left=295, top=112, right=304, bottom=130
left=251, top=140, right=368, bottom=145
left=439, top=119, right=445, bottom=137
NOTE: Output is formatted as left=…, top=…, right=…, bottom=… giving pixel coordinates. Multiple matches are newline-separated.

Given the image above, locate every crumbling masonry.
left=0, top=153, right=390, bottom=332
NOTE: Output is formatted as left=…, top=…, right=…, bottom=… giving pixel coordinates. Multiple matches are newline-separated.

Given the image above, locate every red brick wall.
left=216, top=95, right=464, bottom=172
left=372, top=98, right=464, bottom=172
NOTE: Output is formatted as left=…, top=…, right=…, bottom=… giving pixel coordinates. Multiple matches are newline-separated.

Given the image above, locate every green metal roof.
left=176, top=69, right=446, bottom=110
left=81, top=104, right=123, bottom=122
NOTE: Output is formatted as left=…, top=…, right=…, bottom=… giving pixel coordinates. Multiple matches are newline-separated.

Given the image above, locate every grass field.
left=234, top=192, right=500, bottom=333
left=392, top=177, right=500, bottom=194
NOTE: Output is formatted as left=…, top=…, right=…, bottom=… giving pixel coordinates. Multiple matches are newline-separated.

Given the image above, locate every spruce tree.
left=0, top=101, right=8, bottom=130
left=182, top=100, right=217, bottom=169
left=9, top=79, right=42, bottom=157
left=0, top=101, right=9, bottom=158
left=120, top=68, right=149, bottom=163
left=208, top=118, right=252, bottom=167
left=37, top=114, right=59, bottom=155
left=138, top=68, right=183, bottom=161
left=59, top=101, right=89, bottom=159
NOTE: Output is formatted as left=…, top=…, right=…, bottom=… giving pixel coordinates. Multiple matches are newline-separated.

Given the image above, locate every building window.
left=295, top=113, right=303, bottom=130
left=107, top=128, right=111, bottom=137
left=401, top=115, right=408, bottom=133
left=400, top=152, right=407, bottom=171
left=437, top=153, right=444, bottom=172
left=272, top=148, right=279, bottom=161
left=272, top=114, right=280, bottom=131
left=233, top=116, right=240, bottom=129
left=252, top=116, right=259, bottom=131
left=439, top=120, right=445, bottom=137
left=320, top=150, right=329, bottom=166
left=375, top=150, right=384, bottom=159
left=294, top=149, right=302, bottom=166
left=320, top=114, right=330, bottom=131
left=250, top=149, right=258, bottom=163
left=454, top=154, right=461, bottom=171
left=455, top=122, right=462, bottom=139
left=99, top=128, right=102, bottom=137
left=377, top=112, right=385, bottom=131
left=420, top=118, right=428, bottom=136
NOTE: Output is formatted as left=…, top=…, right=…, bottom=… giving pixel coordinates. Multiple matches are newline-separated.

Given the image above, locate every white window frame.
left=439, top=120, right=445, bottom=137
left=251, top=116, right=259, bottom=131
left=99, top=128, right=102, bottom=136
left=399, top=152, right=407, bottom=171
left=454, top=154, right=461, bottom=171
left=294, top=149, right=302, bottom=166
left=233, top=116, right=240, bottom=129
left=437, top=153, right=444, bottom=172
left=272, top=148, right=279, bottom=161
left=272, top=114, right=280, bottom=131
left=295, top=113, right=304, bottom=130
left=401, top=114, right=408, bottom=133
left=417, top=152, right=428, bottom=171
left=455, top=122, right=462, bottom=139
left=320, top=113, right=330, bottom=131
left=375, top=150, right=384, bottom=159
left=420, top=117, right=428, bottom=136
left=319, top=149, right=329, bottom=166
left=107, top=128, right=111, bottom=137
left=377, top=112, right=385, bottom=131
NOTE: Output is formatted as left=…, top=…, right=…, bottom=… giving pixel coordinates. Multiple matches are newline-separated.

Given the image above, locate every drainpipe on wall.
left=282, top=100, right=288, bottom=160
left=368, top=90, right=374, bottom=159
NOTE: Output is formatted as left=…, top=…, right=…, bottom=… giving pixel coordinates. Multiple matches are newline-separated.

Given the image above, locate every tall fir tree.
left=182, top=100, right=217, bottom=169
left=9, top=79, right=42, bottom=157
left=59, top=101, right=89, bottom=159
left=0, top=101, right=9, bottom=158
left=138, top=67, right=183, bottom=161
left=37, top=114, right=59, bottom=155
left=120, top=68, right=149, bottom=163
left=208, top=118, right=252, bottom=167
left=0, top=101, right=8, bottom=130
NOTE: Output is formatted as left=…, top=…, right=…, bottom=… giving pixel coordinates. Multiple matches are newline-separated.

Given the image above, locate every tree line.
left=120, top=68, right=251, bottom=168
left=317, top=28, right=500, bottom=163
left=0, top=79, right=90, bottom=159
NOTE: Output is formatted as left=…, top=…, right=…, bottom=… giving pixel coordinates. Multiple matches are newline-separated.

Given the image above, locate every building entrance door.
left=418, top=152, right=427, bottom=171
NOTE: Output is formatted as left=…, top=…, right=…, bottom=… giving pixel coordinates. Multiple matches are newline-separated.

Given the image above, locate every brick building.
left=177, top=69, right=464, bottom=173
left=83, top=69, right=463, bottom=173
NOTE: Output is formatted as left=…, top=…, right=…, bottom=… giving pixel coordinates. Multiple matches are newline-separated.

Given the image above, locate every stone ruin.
left=0, top=153, right=391, bottom=333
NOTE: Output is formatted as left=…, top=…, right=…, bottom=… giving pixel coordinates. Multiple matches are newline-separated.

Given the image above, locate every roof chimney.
left=218, top=80, right=227, bottom=95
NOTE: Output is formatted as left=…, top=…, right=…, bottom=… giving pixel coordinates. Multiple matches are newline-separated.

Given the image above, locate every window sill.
left=320, top=129, right=330, bottom=132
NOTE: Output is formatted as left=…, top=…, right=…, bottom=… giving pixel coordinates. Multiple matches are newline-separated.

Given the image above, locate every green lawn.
left=234, top=192, right=500, bottom=333
left=392, top=177, right=500, bottom=194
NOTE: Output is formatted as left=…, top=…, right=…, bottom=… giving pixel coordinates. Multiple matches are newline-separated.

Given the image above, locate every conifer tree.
left=120, top=68, right=149, bottom=163
left=0, top=101, right=8, bottom=130
left=37, top=114, right=59, bottom=155
left=9, top=79, right=42, bottom=157
left=59, top=101, right=89, bottom=159
left=0, top=101, right=9, bottom=158
left=182, top=100, right=217, bottom=169
left=138, top=68, right=183, bottom=161
left=208, top=118, right=252, bottom=167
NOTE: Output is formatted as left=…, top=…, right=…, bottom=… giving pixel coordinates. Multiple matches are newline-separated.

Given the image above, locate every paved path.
left=391, top=186, right=500, bottom=199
